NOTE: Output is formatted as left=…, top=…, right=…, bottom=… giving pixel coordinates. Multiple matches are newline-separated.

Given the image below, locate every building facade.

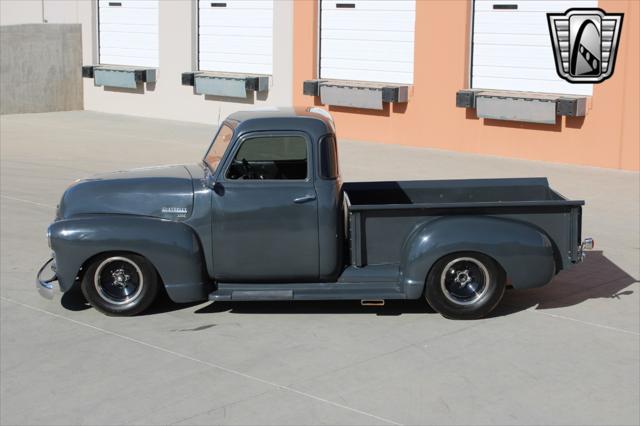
left=1, top=0, right=638, bottom=170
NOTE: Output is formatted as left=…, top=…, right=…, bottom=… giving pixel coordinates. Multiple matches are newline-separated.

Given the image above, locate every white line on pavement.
left=532, top=309, right=640, bottom=336
left=0, top=195, right=56, bottom=210
left=0, top=296, right=403, bottom=426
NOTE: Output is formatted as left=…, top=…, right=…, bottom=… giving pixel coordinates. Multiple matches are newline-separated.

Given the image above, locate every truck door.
left=211, top=132, right=319, bottom=282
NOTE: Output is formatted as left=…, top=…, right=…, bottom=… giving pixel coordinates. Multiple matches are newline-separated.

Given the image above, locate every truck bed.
left=343, top=177, right=576, bottom=207
left=343, top=178, right=584, bottom=270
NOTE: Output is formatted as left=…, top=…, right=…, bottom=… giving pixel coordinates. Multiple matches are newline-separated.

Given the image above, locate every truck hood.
left=58, top=165, right=195, bottom=221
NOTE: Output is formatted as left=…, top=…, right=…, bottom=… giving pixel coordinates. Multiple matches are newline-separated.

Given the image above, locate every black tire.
left=425, top=252, right=505, bottom=320
left=81, top=253, right=159, bottom=316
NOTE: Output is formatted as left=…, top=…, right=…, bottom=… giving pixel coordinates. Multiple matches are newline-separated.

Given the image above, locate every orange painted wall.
left=293, top=0, right=640, bottom=171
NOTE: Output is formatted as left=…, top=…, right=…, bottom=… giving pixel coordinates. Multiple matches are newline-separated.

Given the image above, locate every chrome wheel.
left=440, top=257, right=490, bottom=306
left=94, top=256, right=144, bottom=305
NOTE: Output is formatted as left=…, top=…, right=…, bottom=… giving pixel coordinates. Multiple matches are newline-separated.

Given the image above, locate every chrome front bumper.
left=36, top=258, right=58, bottom=299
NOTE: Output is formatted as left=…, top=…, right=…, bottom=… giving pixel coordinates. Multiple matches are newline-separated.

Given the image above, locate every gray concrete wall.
left=0, top=24, right=83, bottom=114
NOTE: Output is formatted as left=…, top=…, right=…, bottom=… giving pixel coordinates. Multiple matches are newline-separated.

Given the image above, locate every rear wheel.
left=425, top=252, right=505, bottom=320
left=81, top=253, right=158, bottom=316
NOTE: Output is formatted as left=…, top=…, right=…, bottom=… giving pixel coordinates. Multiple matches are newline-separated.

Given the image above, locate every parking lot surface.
left=1, top=111, right=638, bottom=425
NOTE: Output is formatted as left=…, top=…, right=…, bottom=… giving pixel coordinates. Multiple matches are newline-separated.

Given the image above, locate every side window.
left=319, top=135, right=339, bottom=179
left=226, top=135, right=308, bottom=180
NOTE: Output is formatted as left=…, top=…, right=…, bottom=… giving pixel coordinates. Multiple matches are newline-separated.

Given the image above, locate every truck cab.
left=203, top=108, right=343, bottom=283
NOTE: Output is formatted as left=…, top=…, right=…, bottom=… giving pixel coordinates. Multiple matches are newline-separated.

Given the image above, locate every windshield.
left=204, top=124, right=234, bottom=173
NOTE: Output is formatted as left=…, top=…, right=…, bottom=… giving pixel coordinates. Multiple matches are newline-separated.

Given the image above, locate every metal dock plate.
left=94, top=69, right=138, bottom=89
left=87, top=66, right=156, bottom=89
left=476, top=94, right=558, bottom=125
left=457, top=89, right=588, bottom=124
left=320, top=85, right=384, bottom=110
left=305, top=79, right=409, bottom=110
left=185, top=72, right=270, bottom=98
left=195, top=75, right=247, bottom=97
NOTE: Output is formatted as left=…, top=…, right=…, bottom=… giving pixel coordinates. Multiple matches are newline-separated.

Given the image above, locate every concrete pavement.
left=1, top=111, right=638, bottom=425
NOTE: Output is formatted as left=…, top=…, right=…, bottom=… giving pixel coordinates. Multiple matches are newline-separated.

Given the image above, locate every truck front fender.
left=49, top=215, right=211, bottom=303
left=400, top=216, right=555, bottom=299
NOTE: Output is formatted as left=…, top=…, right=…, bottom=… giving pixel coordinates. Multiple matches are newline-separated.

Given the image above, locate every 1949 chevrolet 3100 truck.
left=37, top=108, right=592, bottom=319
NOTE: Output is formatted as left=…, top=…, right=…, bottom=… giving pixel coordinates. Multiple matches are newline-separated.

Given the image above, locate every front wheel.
left=425, top=252, right=505, bottom=320
left=81, top=253, right=159, bottom=316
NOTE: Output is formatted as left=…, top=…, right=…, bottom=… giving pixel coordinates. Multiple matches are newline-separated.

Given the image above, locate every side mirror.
left=213, top=182, right=225, bottom=196
left=204, top=172, right=224, bottom=195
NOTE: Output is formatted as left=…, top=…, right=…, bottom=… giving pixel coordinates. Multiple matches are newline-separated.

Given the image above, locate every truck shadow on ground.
left=491, top=250, right=637, bottom=317
left=61, top=251, right=637, bottom=317
left=194, top=299, right=433, bottom=316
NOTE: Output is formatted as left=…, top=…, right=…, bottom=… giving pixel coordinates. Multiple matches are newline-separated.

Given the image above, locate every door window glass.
left=226, top=136, right=308, bottom=180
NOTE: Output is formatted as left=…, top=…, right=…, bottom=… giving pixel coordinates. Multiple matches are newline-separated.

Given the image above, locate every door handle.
left=293, top=194, right=316, bottom=204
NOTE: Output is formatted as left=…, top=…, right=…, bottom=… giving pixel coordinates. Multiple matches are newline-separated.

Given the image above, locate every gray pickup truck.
left=38, top=108, right=592, bottom=319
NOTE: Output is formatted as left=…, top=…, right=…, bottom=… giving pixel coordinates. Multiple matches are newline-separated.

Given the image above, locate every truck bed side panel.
left=349, top=206, right=579, bottom=268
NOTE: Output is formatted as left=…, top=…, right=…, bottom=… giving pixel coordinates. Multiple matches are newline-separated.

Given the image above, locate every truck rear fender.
left=399, top=216, right=556, bottom=298
left=48, top=215, right=211, bottom=303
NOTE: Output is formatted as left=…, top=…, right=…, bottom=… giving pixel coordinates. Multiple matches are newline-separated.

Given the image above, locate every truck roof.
left=225, top=107, right=335, bottom=138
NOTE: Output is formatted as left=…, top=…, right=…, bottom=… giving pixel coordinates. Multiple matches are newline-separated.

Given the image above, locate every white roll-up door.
left=98, top=0, right=159, bottom=68
left=320, top=0, right=416, bottom=84
left=472, top=0, right=597, bottom=96
left=198, top=0, right=273, bottom=75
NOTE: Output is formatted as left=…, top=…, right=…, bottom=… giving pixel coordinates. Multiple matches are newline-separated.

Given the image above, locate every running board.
left=229, top=290, right=293, bottom=301
left=208, top=282, right=404, bottom=302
